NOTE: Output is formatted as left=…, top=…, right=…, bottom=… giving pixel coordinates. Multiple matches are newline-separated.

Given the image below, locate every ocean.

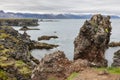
left=13, top=19, right=120, bottom=66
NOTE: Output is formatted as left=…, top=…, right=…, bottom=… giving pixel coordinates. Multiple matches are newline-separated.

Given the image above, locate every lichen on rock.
left=74, top=14, right=112, bottom=67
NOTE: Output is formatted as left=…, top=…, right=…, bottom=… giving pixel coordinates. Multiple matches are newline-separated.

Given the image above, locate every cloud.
left=0, top=0, right=120, bottom=15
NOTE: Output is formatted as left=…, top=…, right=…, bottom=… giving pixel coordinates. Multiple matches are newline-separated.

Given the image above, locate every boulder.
left=74, top=14, right=112, bottom=67
left=32, top=51, right=90, bottom=80
left=31, top=51, right=70, bottom=80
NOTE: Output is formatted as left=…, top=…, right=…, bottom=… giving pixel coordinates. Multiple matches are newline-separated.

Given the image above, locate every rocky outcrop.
left=0, top=26, right=60, bottom=80
left=32, top=51, right=90, bottom=80
left=109, top=42, right=120, bottom=47
left=112, top=50, right=120, bottom=67
left=74, top=14, right=112, bottom=67
left=38, top=35, right=58, bottom=41
left=0, top=26, right=39, bottom=80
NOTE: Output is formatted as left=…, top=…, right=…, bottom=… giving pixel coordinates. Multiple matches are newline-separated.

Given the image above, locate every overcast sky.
left=0, top=0, right=120, bottom=15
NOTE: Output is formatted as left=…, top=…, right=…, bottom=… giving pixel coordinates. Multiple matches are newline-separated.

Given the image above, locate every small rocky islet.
left=19, top=26, right=40, bottom=31
left=38, top=35, right=58, bottom=41
left=0, top=15, right=120, bottom=80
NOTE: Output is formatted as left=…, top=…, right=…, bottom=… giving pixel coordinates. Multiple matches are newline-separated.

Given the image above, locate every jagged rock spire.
left=74, top=14, right=112, bottom=67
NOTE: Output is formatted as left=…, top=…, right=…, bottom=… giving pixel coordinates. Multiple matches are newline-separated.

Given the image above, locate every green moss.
left=0, top=49, right=11, bottom=54
left=0, top=56, right=7, bottom=61
left=96, top=67, right=120, bottom=74
left=0, top=33, right=10, bottom=39
left=0, top=69, right=8, bottom=80
left=0, top=60, right=14, bottom=67
left=0, top=69, right=17, bottom=80
left=66, top=72, right=79, bottom=80
left=89, top=21, right=98, bottom=27
left=0, top=45, right=4, bottom=49
left=15, top=60, right=26, bottom=68
left=19, top=67, right=31, bottom=75
left=0, top=26, right=12, bottom=29
left=15, top=60, right=31, bottom=76
left=0, top=30, right=5, bottom=33
left=9, top=35, right=19, bottom=43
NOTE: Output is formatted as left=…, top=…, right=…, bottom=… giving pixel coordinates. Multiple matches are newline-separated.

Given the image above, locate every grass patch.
left=96, top=67, right=120, bottom=74
left=67, top=72, right=79, bottom=80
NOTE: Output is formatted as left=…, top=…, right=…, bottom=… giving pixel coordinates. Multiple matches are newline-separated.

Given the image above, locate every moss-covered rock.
left=0, top=26, right=38, bottom=80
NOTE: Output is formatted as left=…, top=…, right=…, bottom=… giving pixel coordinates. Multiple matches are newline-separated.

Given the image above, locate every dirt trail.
left=74, top=68, right=120, bottom=80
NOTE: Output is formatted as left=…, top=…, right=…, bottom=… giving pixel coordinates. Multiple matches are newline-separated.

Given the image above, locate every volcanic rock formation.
left=74, top=14, right=112, bottom=67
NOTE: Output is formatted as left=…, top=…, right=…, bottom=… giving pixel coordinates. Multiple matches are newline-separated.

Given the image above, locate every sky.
left=0, top=0, right=120, bottom=15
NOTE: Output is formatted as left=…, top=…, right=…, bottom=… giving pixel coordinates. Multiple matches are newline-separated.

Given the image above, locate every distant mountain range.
left=0, top=10, right=120, bottom=19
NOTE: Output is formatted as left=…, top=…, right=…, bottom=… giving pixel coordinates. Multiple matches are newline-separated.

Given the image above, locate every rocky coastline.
left=0, top=26, right=58, bottom=80
left=31, top=14, right=120, bottom=80
left=0, top=14, right=120, bottom=80
left=0, top=19, right=38, bottom=26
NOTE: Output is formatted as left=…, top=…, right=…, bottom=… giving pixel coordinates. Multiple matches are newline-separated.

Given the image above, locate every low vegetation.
left=67, top=72, right=79, bottom=80
left=96, top=67, right=120, bottom=74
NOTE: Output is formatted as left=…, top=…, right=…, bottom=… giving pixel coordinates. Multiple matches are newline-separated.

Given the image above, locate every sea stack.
left=74, top=14, right=112, bottom=67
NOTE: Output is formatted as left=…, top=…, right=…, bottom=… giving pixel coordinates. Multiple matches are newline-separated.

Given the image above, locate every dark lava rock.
left=0, top=26, right=39, bottom=80
left=29, top=41, right=59, bottom=50
left=31, top=51, right=90, bottom=80
left=19, top=26, right=40, bottom=31
left=74, top=14, right=112, bottom=67
left=38, top=35, right=58, bottom=41
left=112, top=50, right=120, bottom=67
left=109, top=42, right=120, bottom=47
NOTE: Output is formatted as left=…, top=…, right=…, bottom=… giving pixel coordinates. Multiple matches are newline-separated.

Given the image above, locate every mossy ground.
left=66, top=72, right=79, bottom=80
left=96, top=67, right=120, bottom=74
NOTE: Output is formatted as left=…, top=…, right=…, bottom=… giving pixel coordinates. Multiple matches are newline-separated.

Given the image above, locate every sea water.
left=13, top=19, right=120, bottom=66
